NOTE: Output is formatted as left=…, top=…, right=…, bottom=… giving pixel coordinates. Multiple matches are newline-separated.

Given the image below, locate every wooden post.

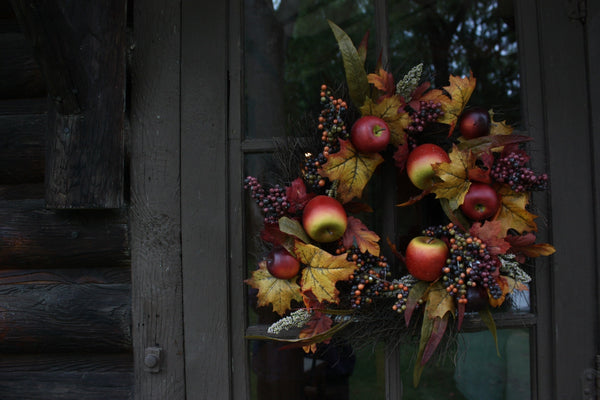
left=129, top=0, right=186, bottom=398
left=11, top=0, right=126, bottom=209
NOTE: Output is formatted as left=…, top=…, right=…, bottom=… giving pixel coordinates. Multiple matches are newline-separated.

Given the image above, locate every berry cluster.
left=302, top=152, right=328, bottom=190
left=491, top=151, right=548, bottom=192
left=244, top=176, right=289, bottom=224
left=340, top=246, right=391, bottom=310
left=424, top=223, right=503, bottom=305
left=407, top=100, right=444, bottom=134
left=318, top=84, right=349, bottom=155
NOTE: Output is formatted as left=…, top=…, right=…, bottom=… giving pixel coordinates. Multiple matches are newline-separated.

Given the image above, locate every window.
left=235, top=1, right=545, bottom=398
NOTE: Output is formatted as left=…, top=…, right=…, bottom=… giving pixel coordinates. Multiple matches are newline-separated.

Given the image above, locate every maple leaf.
left=319, top=140, right=383, bottom=203
left=368, top=68, right=395, bottom=98
left=431, top=145, right=475, bottom=209
left=425, top=281, right=456, bottom=320
left=458, top=134, right=532, bottom=156
left=245, top=261, right=303, bottom=316
left=489, top=276, right=528, bottom=308
left=342, top=216, right=381, bottom=256
left=359, top=96, right=410, bottom=146
left=294, top=241, right=357, bottom=304
left=506, top=233, right=556, bottom=263
left=489, top=110, right=514, bottom=136
left=286, top=177, right=314, bottom=214
left=494, top=185, right=538, bottom=234
left=469, top=221, right=511, bottom=255
left=299, top=313, right=333, bottom=353
left=421, top=72, right=476, bottom=133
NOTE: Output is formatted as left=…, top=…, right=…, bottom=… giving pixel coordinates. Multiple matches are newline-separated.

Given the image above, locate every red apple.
left=406, top=144, right=450, bottom=189
left=459, top=107, right=491, bottom=139
left=302, top=195, right=347, bottom=243
left=350, top=116, right=391, bottom=153
left=460, top=182, right=500, bottom=221
left=405, top=236, right=449, bottom=281
left=266, top=247, right=301, bottom=280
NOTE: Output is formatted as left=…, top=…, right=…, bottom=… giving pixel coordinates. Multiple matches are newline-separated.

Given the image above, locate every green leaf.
left=328, top=20, right=369, bottom=107
left=279, top=217, right=311, bottom=244
left=245, top=319, right=352, bottom=345
left=413, top=307, right=434, bottom=387
left=422, top=315, right=449, bottom=365
left=479, top=307, right=500, bottom=357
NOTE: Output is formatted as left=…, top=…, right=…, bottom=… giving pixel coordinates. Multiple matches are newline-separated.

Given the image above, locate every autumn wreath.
left=244, top=21, right=555, bottom=385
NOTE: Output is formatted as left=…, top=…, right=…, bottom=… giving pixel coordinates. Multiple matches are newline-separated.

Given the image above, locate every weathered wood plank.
left=0, top=183, right=44, bottom=200
left=0, top=199, right=129, bottom=268
left=0, top=32, right=45, bottom=98
left=130, top=0, right=185, bottom=397
left=0, top=354, right=132, bottom=400
left=11, top=0, right=126, bottom=208
left=0, top=283, right=131, bottom=352
left=0, top=113, right=45, bottom=184
left=0, top=97, right=46, bottom=115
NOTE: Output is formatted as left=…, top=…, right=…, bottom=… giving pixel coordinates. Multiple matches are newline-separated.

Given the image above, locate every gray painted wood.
left=129, top=0, right=185, bottom=397
left=180, top=1, right=231, bottom=399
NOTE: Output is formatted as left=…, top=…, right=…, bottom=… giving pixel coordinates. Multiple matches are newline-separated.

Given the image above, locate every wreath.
left=244, top=21, right=555, bottom=385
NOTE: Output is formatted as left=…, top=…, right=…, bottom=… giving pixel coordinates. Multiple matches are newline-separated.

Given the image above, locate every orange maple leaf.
left=469, top=221, right=511, bottom=256
left=299, top=313, right=333, bottom=353
left=420, top=73, right=476, bottom=132
left=494, top=184, right=538, bottom=234
left=489, top=110, right=514, bottom=136
left=245, top=261, right=303, bottom=316
left=489, top=276, right=528, bottom=308
left=319, top=139, right=383, bottom=203
left=342, top=216, right=380, bottom=256
left=505, top=232, right=556, bottom=262
left=431, top=145, right=475, bottom=210
left=367, top=68, right=395, bottom=97
left=294, top=241, right=357, bottom=304
left=359, top=96, right=410, bottom=146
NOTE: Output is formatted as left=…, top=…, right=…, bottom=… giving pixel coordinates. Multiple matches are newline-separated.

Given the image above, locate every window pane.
left=399, top=329, right=531, bottom=399
left=387, top=0, right=520, bottom=124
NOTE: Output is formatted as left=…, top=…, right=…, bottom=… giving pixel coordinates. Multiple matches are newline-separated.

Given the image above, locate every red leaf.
left=469, top=221, right=511, bottom=255
left=421, top=316, right=449, bottom=365
left=286, top=178, right=314, bottom=214
left=393, top=140, right=410, bottom=172
left=506, top=233, right=556, bottom=263
left=260, top=224, right=288, bottom=246
left=342, top=216, right=381, bottom=255
left=468, top=167, right=492, bottom=184
left=397, top=190, right=429, bottom=207
left=299, top=313, right=334, bottom=353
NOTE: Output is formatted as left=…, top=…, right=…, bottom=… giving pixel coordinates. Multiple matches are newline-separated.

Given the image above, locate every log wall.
left=0, top=2, right=132, bottom=398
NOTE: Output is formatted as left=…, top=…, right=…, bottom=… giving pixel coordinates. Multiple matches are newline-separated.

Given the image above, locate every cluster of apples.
left=404, top=108, right=501, bottom=281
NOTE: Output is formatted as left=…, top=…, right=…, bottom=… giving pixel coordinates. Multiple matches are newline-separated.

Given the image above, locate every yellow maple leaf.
left=421, top=73, right=476, bottom=130
left=359, top=96, right=410, bottom=146
left=245, top=261, right=303, bottom=316
left=425, top=282, right=455, bottom=320
left=431, top=145, right=475, bottom=210
left=494, top=185, right=538, bottom=234
left=489, top=109, right=514, bottom=136
left=295, top=241, right=357, bottom=304
left=319, top=139, right=383, bottom=203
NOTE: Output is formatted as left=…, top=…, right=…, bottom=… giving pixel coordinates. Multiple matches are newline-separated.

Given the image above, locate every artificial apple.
left=302, top=195, right=347, bottom=242
left=460, top=182, right=500, bottom=221
left=406, top=143, right=450, bottom=190
left=266, top=247, right=301, bottom=280
left=405, top=236, right=449, bottom=281
left=350, top=116, right=391, bottom=153
left=459, top=107, right=491, bottom=139
left=464, top=285, right=489, bottom=312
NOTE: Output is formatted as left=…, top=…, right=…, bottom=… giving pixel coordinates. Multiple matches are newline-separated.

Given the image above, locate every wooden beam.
left=0, top=283, right=131, bottom=353
left=0, top=112, right=45, bottom=184
left=0, top=199, right=129, bottom=269
left=11, top=0, right=126, bottom=208
left=0, top=32, right=45, bottom=99
left=129, top=0, right=185, bottom=397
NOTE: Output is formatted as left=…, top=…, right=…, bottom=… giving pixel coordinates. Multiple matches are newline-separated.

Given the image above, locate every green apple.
left=302, top=195, right=347, bottom=243
left=405, top=236, right=449, bottom=281
left=406, top=144, right=450, bottom=189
